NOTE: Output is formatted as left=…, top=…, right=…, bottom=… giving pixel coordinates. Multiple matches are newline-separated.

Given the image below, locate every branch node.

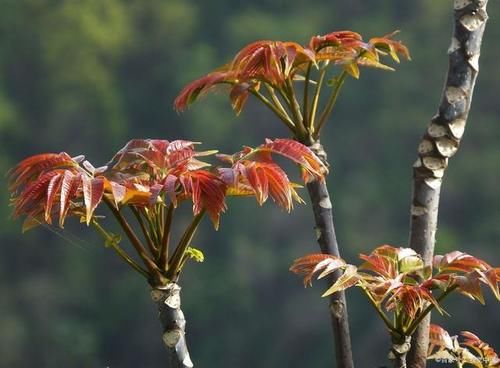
left=418, top=140, right=434, bottom=154
left=435, top=137, right=459, bottom=157
left=428, top=123, right=447, bottom=138
left=163, top=329, right=183, bottom=348
left=459, top=12, right=485, bottom=31
left=445, top=86, right=466, bottom=105
left=424, top=177, right=442, bottom=190
left=391, top=336, right=412, bottom=356
left=411, top=205, right=427, bottom=216
left=330, top=299, right=344, bottom=319
left=308, top=141, right=329, bottom=167
left=448, top=118, right=466, bottom=139
left=422, top=157, right=448, bottom=171
left=319, top=197, right=332, bottom=209
left=152, top=283, right=182, bottom=309
left=454, top=0, right=472, bottom=10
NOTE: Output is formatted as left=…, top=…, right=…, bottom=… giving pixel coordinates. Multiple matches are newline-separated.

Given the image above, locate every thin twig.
left=264, top=84, right=293, bottom=122
left=166, top=211, right=205, bottom=280
left=131, top=206, right=158, bottom=258
left=159, top=203, right=174, bottom=270
left=361, top=287, right=395, bottom=332
left=406, top=285, right=458, bottom=336
left=249, top=89, right=296, bottom=132
left=309, top=67, right=326, bottom=131
left=314, top=71, right=347, bottom=139
left=285, top=77, right=307, bottom=138
left=103, top=197, right=160, bottom=276
left=303, top=63, right=312, bottom=130
left=92, top=220, right=149, bottom=278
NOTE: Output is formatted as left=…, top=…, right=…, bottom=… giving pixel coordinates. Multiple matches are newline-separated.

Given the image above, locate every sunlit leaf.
left=185, top=247, right=204, bottom=263
left=174, top=69, right=235, bottom=111
left=322, top=265, right=359, bottom=296
left=82, top=176, right=105, bottom=225
left=290, top=253, right=346, bottom=287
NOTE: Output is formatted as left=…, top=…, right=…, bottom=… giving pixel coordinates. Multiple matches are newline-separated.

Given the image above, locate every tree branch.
left=166, top=212, right=205, bottom=280
left=304, top=141, right=354, bottom=368
left=159, top=203, right=175, bottom=271
left=131, top=206, right=158, bottom=259
left=407, top=1, right=489, bottom=366
left=152, top=284, right=193, bottom=368
left=103, top=197, right=166, bottom=286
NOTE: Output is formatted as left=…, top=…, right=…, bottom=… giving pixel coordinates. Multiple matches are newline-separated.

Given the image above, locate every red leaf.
left=230, top=83, right=251, bottom=115
left=461, top=331, right=500, bottom=366
left=14, top=171, right=61, bottom=218
left=8, top=152, right=77, bottom=192
left=82, top=176, right=105, bottom=225
left=322, top=265, right=360, bottom=296
left=59, top=171, right=82, bottom=227
left=44, top=173, right=63, bottom=223
left=174, top=70, right=235, bottom=111
left=290, top=253, right=347, bottom=287
left=109, top=181, right=126, bottom=207
left=180, top=170, right=227, bottom=229
left=259, top=138, right=327, bottom=183
left=369, top=31, right=411, bottom=62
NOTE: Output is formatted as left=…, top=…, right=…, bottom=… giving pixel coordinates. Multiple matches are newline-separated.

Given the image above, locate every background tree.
left=407, top=0, right=491, bottom=366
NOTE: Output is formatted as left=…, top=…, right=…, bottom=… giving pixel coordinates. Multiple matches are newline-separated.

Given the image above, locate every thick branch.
left=152, top=284, right=193, bottom=368
left=389, top=335, right=411, bottom=368
left=304, top=140, right=354, bottom=368
left=407, top=1, right=489, bottom=366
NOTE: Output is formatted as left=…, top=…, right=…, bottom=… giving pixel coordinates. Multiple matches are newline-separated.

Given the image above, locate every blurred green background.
left=1, top=1, right=499, bottom=367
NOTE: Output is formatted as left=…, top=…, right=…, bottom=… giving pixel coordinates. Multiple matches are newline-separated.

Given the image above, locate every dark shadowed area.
left=0, top=1, right=498, bottom=367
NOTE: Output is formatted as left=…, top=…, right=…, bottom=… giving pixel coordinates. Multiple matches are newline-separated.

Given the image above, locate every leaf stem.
left=264, top=84, right=292, bottom=122
left=159, top=203, right=174, bottom=270
left=303, top=63, right=312, bottom=130
left=166, top=211, right=205, bottom=280
left=361, top=286, right=396, bottom=332
left=103, top=197, right=161, bottom=276
left=314, top=71, right=347, bottom=139
left=250, top=89, right=296, bottom=132
left=131, top=206, right=158, bottom=258
left=309, top=68, right=326, bottom=132
left=92, top=220, right=149, bottom=278
left=285, top=77, right=307, bottom=138
left=405, top=285, right=458, bottom=336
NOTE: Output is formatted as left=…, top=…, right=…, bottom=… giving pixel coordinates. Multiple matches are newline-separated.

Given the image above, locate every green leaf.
left=185, top=247, right=204, bottom=263
left=322, top=265, right=359, bottom=297
left=104, top=233, right=122, bottom=248
left=399, top=254, right=424, bottom=274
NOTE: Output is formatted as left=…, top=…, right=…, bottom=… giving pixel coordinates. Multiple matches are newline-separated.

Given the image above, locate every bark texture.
left=306, top=141, right=354, bottom=368
left=389, top=335, right=411, bottom=368
left=407, top=1, right=489, bottom=366
left=151, top=283, right=193, bottom=368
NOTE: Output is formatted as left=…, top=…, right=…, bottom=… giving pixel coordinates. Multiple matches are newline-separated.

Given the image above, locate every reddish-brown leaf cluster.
left=218, top=138, right=326, bottom=211
left=428, top=324, right=500, bottom=367
left=291, top=245, right=499, bottom=324
left=9, top=138, right=326, bottom=230
left=174, top=30, right=410, bottom=114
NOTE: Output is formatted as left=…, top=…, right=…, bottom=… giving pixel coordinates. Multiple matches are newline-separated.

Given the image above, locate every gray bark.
left=389, top=335, right=411, bottom=368
left=306, top=141, right=355, bottom=368
left=407, top=1, right=489, bottom=367
left=151, top=284, right=193, bottom=368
